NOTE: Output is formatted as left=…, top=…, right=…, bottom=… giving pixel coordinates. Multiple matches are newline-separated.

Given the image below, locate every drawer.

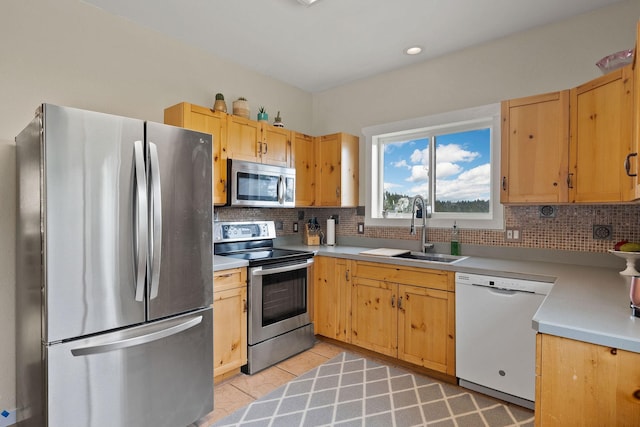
left=354, top=261, right=452, bottom=291
left=214, top=268, right=246, bottom=293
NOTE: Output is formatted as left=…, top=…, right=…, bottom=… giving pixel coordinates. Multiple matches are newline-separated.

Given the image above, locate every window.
left=363, top=103, right=503, bottom=229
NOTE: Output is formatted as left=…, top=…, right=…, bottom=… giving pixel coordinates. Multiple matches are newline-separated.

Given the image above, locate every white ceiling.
left=83, top=0, right=624, bottom=92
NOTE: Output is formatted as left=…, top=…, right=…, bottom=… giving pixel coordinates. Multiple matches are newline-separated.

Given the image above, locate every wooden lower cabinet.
left=213, top=268, right=247, bottom=382
left=535, top=333, right=640, bottom=426
left=351, top=277, right=397, bottom=356
left=397, top=284, right=455, bottom=376
left=320, top=259, right=455, bottom=376
left=314, top=256, right=352, bottom=343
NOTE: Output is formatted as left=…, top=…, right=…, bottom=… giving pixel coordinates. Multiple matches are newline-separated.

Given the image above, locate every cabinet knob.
left=502, top=176, right=507, bottom=191
left=263, top=143, right=268, bottom=155
left=391, top=295, right=396, bottom=308
left=633, top=390, right=640, bottom=400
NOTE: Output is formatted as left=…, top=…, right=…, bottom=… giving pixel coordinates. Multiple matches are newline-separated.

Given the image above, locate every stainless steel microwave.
left=228, top=159, right=295, bottom=207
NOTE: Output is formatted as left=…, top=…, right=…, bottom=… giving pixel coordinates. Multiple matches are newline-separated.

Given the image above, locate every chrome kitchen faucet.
left=410, top=195, right=434, bottom=253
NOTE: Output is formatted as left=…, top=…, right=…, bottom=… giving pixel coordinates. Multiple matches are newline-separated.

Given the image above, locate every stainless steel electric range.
left=213, top=220, right=316, bottom=374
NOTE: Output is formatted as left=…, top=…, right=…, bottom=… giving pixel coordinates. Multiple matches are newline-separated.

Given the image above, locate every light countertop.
left=213, top=255, right=248, bottom=271
left=277, top=243, right=640, bottom=353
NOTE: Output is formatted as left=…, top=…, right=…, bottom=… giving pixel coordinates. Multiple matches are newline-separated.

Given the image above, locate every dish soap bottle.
left=450, top=222, right=460, bottom=255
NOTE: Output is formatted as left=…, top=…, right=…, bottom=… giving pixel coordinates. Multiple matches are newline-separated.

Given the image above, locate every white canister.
left=326, top=218, right=336, bottom=246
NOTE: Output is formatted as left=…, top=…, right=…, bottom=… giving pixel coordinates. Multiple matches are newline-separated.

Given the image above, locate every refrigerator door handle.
left=133, top=140, right=149, bottom=302
left=148, top=142, right=162, bottom=300
left=70, top=315, right=202, bottom=356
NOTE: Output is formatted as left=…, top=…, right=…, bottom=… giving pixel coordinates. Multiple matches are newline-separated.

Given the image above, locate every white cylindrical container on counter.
left=326, top=218, right=336, bottom=245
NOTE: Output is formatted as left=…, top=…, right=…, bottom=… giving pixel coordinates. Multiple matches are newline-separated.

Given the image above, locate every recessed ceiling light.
left=297, top=0, right=320, bottom=5
left=405, top=46, right=423, bottom=55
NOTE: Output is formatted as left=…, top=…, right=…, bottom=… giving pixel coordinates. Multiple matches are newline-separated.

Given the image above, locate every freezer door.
left=43, top=104, right=146, bottom=343
left=46, top=308, right=213, bottom=427
left=146, top=122, right=213, bottom=320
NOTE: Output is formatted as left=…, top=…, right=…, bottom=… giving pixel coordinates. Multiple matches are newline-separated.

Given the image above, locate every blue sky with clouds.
left=383, top=128, right=491, bottom=202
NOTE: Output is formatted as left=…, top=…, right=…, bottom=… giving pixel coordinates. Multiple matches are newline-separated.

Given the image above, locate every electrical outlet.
left=505, top=227, right=522, bottom=242
left=293, top=222, right=298, bottom=232
left=357, top=222, right=365, bottom=234
left=297, top=210, right=305, bottom=220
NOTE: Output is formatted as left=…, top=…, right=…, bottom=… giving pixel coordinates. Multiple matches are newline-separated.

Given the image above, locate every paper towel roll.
left=326, top=218, right=336, bottom=246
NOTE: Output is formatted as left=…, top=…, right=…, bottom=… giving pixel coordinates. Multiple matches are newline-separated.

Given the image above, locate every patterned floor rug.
left=211, top=352, right=535, bottom=427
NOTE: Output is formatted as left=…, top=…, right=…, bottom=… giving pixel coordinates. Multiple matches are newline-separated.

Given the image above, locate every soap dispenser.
left=450, top=222, right=460, bottom=256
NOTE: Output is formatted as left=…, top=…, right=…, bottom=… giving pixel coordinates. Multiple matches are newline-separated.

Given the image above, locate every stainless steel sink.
left=392, top=251, right=467, bottom=264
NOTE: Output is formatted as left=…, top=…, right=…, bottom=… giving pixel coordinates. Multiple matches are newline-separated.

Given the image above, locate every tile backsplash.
left=215, top=204, right=640, bottom=253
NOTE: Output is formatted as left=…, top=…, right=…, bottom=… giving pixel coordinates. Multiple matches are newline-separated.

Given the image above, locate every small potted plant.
left=232, top=97, right=250, bottom=119
left=273, top=111, right=284, bottom=128
left=257, top=106, right=268, bottom=122
left=213, top=93, right=227, bottom=113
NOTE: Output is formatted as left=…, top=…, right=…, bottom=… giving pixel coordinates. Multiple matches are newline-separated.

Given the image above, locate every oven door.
left=248, top=258, right=313, bottom=345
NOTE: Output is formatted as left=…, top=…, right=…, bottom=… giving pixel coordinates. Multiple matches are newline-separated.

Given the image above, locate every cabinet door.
left=501, top=91, right=569, bottom=203
left=212, top=268, right=247, bottom=381
left=212, top=287, right=247, bottom=380
left=315, top=133, right=359, bottom=207
left=262, top=124, right=292, bottom=167
left=316, top=134, right=341, bottom=206
left=227, top=115, right=261, bottom=163
left=314, top=257, right=351, bottom=342
left=163, top=102, right=228, bottom=205
left=293, top=132, right=316, bottom=206
left=351, top=277, right=397, bottom=357
left=536, top=334, right=640, bottom=426
left=397, top=285, right=455, bottom=376
left=569, top=66, right=634, bottom=203
left=631, top=21, right=640, bottom=200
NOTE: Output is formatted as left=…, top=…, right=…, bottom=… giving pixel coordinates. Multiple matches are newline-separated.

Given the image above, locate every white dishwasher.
left=455, top=272, right=553, bottom=409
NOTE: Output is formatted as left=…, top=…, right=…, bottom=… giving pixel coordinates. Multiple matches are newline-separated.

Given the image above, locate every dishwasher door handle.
left=471, top=283, right=534, bottom=295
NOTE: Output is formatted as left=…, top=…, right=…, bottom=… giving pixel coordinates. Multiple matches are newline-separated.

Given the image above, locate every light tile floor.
left=194, top=339, right=534, bottom=426
left=195, top=340, right=344, bottom=426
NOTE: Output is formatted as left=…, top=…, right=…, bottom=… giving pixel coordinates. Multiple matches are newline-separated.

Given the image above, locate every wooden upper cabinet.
left=262, top=123, right=292, bottom=167
left=293, top=132, right=315, bottom=206
left=631, top=21, right=640, bottom=199
left=316, top=132, right=359, bottom=207
left=226, top=115, right=292, bottom=167
left=500, top=91, right=570, bottom=204
left=569, top=65, right=634, bottom=203
left=226, top=115, right=262, bottom=163
left=164, top=102, right=228, bottom=206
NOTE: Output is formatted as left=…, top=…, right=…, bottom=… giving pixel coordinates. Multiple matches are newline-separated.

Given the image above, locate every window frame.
left=363, top=103, right=503, bottom=230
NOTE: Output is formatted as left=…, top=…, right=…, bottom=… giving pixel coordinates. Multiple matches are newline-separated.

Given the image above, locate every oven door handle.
left=251, top=258, right=314, bottom=276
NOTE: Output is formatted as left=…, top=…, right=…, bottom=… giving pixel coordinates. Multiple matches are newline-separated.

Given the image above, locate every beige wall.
left=310, top=0, right=640, bottom=136
left=0, top=0, right=312, bottom=414
left=1, top=0, right=639, bottom=416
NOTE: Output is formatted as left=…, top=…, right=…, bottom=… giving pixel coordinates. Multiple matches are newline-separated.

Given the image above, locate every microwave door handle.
left=133, top=141, right=148, bottom=302
left=148, top=142, right=162, bottom=300
left=278, top=175, right=285, bottom=204
left=251, top=258, right=314, bottom=276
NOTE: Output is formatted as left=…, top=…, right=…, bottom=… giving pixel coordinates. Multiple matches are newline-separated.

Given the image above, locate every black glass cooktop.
left=217, top=247, right=314, bottom=266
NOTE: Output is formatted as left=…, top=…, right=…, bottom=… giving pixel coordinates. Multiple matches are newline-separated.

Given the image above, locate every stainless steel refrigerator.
left=15, top=104, right=214, bottom=427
